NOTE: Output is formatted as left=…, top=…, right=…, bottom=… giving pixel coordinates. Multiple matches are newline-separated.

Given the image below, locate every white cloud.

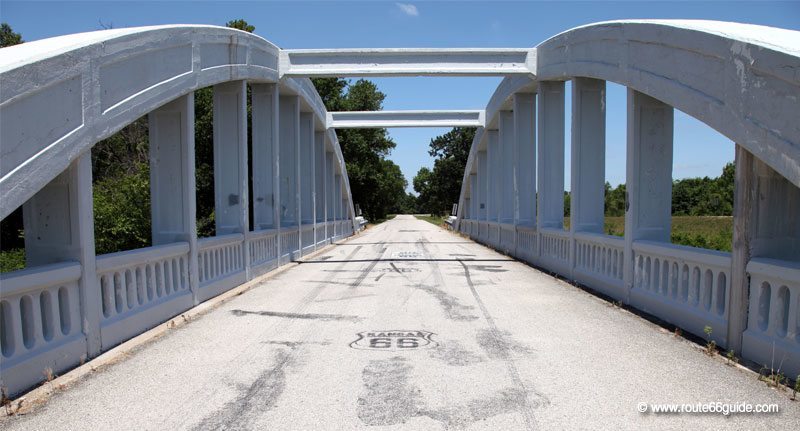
left=396, top=3, right=419, bottom=17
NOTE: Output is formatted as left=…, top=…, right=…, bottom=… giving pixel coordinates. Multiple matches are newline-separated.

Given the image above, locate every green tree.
left=225, top=19, right=255, bottom=33
left=0, top=23, right=23, bottom=47
left=413, top=127, right=475, bottom=215
left=312, top=78, right=406, bottom=220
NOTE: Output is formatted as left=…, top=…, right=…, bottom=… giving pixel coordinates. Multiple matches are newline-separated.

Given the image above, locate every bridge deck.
left=3, top=215, right=797, bottom=430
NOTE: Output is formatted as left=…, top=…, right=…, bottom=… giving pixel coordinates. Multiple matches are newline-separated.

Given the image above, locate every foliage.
left=600, top=163, right=735, bottom=218
left=413, top=127, right=475, bottom=216
left=0, top=249, right=25, bottom=273
left=93, top=163, right=152, bottom=255
left=0, top=23, right=23, bottom=47
left=600, top=216, right=732, bottom=252
left=225, top=19, right=255, bottom=33
left=311, top=77, right=408, bottom=220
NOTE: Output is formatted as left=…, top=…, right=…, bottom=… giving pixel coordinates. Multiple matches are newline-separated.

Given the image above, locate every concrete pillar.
left=487, top=130, right=500, bottom=222
left=537, top=81, right=565, bottom=229
left=499, top=111, right=514, bottom=224
left=279, top=96, right=300, bottom=228
left=251, top=84, right=279, bottom=231
left=470, top=174, right=478, bottom=220
left=315, top=134, right=325, bottom=224
left=299, top=113, right=315, bottom=226
left=624, top=89, right=674, bottom=292
left=335, top=173, right=342, bottom=221
left=728, top=145, right=755, bottom=353
left=750, top=159, right=800, bottom=260
left=315, top=133, right=326, bottom=246
left=571, top=78, right=606, bottom=234
left=326, top=151, right=335, bottom=236
left=477, top=150, right=488, bottom=220
left=213, top=81, right=248, bottom=236
left=514, top=93, right=536, bottom=226
left=148, top=94, right=199, bottom=303
left=23, top=151, right=101, bottom=355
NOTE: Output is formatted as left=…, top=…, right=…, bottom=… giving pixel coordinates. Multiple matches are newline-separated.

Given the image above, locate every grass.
left=415, top=214, right=446, bottom=227
left=564, top=216, right=733, bottom=252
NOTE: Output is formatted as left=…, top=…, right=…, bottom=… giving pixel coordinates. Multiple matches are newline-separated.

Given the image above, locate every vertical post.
left=623, top=89, right=674, bottom=297
left=499, top=111, right=515, bottom=225
left=299, top=113, right=314, bottom=253
left=487, top=130, right=500, bottom=223
left=149, top=94, right=199, bottom=303
left=315, top=132, right=325, bottom=248
left=23, top=152, right=102, bottom=355
left=279, top=96, right=299, bottom=259
left=536, top=81, right=565, bottom=231
left=514, top=93, right=536, bottom=227
left=571, top=78, right=606, bottom=234
left=251, top=84, right=278, bottom=231
left=326, top=151, right=334, bottom=240
left=213, top=81, right=250, bottom=277
left=335, top=173, right=342, bottom=236
left=148, top=93, right=200, bottom=304
left=728, top=145, right=754, bottom=354
left=478, top=150, right=488, bottom=222
left=470, top=173, right=478, bottom=221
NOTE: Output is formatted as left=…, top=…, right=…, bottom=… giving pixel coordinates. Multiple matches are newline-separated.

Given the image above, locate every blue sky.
left=3, top=1, right=799, bottom=193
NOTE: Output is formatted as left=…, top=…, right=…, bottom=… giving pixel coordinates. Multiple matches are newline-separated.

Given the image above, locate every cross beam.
left=280, top=48, right=535, bottom=77
left=326, top=110, right=485, bottom=129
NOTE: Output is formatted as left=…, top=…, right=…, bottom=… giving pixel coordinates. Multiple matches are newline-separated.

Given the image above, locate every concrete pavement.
left=2, top=215, right=798, bottom=430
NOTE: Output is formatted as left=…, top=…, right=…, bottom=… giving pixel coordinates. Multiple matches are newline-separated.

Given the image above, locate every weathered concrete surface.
left=3, top=215, right=798, bottom=430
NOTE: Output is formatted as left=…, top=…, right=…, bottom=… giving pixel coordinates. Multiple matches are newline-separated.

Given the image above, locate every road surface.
left=3, top=215, right=798, bottom=430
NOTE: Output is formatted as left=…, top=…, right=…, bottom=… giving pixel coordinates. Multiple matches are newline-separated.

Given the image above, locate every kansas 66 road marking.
left=350, top=330, right=437, bottom=351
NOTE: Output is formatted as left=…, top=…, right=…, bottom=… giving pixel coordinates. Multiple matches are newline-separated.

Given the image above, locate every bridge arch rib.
left=455, top=20, right=800, bottom=380
left=0, top=25, right=354, bottom=222
left=536, top=20, right=800, bottom=187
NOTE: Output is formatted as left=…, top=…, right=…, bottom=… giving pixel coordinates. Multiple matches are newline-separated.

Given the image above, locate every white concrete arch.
left=0, top=25, right=357, bottom=220
left=536, top=20, right=800, bottom=187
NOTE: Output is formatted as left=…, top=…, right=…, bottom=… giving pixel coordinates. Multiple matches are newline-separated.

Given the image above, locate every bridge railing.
left=742, top=258, right=800, bottom=373
left=96, top=242, right=193, bottom=348
left=0, top=262, right=86, bottom=396
left=573, top=232, right=625, bottom=298
left=198, top=233, right=247, bottom=301
left=630, top=241, right=732, bottom=347
left=249, top=229, right=279, bottom=275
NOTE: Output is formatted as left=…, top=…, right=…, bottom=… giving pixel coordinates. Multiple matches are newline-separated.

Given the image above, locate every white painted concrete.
left=2, top=217, right=799, bottom=430
left=280, top=48, right=535, bottom=77
left=326, top=110, right=485, bottom=129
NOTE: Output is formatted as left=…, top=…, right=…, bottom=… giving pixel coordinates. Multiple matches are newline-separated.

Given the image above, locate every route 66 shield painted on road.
left=350, top=330, right=437, bottom=351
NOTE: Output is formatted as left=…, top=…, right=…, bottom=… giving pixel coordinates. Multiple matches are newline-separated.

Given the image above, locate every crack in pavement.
left=457, top=259, right=546, bottom=430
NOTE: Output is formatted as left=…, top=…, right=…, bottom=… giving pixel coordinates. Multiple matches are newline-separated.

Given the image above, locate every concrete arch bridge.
left=0, top=20, right=799, bottom=427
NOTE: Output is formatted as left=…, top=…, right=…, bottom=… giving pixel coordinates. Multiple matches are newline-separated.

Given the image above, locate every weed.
left=726, top=349, right=738, bottom=365
left=759, top=366, right=787, bottom=390
left=673, top=327, right=682, bottom=338
left=793, top=375, right=799, bottom=401
left=703, top=325, right=716, bottom=355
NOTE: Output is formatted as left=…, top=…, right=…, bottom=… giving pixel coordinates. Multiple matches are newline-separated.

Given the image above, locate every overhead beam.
left=280, top=48, right=535, bottom=77
left=326, top=110, right=485, bottom=129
